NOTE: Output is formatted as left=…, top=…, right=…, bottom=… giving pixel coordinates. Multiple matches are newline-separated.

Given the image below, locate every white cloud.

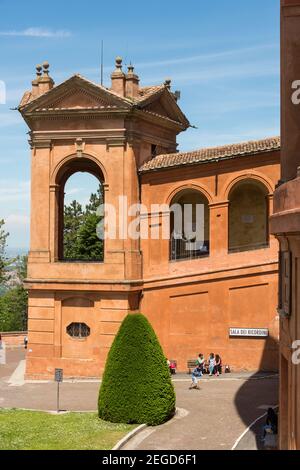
left=5, top=214, right=30, bottom=228
left=0, top=180, right=30, bottom=202
left=5, top=214, right=30, bottom=249
left=0, top=27, right=71, bottom=38
left=135, top=44, right=277, bottom=69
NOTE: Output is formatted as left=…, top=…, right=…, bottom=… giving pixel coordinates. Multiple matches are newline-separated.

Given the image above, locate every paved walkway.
left=0, top=349, right=278, bottom=450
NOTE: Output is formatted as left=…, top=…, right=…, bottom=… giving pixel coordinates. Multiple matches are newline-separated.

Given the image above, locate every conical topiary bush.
left=98, top=313, right=175, bottom=425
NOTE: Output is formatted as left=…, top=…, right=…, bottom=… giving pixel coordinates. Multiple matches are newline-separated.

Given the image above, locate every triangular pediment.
left=139, top=88, right=189, bottom=127
left=47, top=86, right=114, bottom=109
left=146, top=99, right=175, bottom=119
left=20, top=75, right=131, bottom=112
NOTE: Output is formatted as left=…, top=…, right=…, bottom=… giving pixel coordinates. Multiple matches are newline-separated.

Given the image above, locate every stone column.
left=209, top=201, right=229, bottom=257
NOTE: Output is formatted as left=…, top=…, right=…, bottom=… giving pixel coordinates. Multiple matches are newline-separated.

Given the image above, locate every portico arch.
left=53, top=155, right=105, bottom=261
left=228, top=178, right=270, bottom=253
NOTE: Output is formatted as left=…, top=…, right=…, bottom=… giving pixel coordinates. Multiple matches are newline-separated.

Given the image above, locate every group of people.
left=190, top=353, right=222, bottom=390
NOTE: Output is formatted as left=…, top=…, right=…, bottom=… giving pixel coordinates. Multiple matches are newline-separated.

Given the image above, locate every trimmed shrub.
left=98, top=313, right=175, bottom=425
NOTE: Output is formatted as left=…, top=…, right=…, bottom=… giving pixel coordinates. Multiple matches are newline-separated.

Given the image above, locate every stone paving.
left=0, top=349, right=278, bottom=450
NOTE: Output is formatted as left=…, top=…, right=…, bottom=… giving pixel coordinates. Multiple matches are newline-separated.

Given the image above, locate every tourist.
left=189, top=364, right=202, bottom=390
left=203, top=357, right=209, bottom=374
left=208, top=353, right=215, bottom=376
left=262, top=408, right=278, bottom=441
left=169, top=360, right=177, bottom=375
left=166, top=358, right=176, bottom=375
left=24, top=336, right=28, bottom=350
left=214, top=354, right=222, bottom=376
left=196, top=353, right=205, bottom=372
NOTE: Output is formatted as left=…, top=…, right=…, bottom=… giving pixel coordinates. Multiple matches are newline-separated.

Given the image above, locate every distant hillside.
left=5, top=247, right=29, bottom=259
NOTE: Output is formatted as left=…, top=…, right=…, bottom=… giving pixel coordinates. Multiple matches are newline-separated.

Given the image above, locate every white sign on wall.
left=229, top=328, right=269, bottom=338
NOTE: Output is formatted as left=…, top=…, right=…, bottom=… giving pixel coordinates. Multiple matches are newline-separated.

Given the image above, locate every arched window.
left=56, top=158, right=105, bottom=262
left=170, top=189, right=210, bottom=261
left=228, top=179, right=269, bottom=253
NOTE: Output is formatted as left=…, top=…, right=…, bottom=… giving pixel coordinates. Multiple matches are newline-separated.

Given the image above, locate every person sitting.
left=203, top=358, right=209, bottom=374
left=262, top=408, right=278, bottom=441
left=214, top=354, right=222, bottom=376
left=196, top=353, right=205, bottom=371
left=208, top=353, right=215, bottom=376
left=169, top=360, right=177, bottom=375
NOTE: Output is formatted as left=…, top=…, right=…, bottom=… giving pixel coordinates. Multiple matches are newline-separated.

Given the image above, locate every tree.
left=0, top=220, right=28, bottom=332
left=98, top=314, right=176, bottom=426
left=15, top=255, right=28, bottom=282
left=0, top=219, right=9, bottom=284
left=0, top=255, right=28, bottom=331
left=63, top=200, right=83, bottom=259
left=0, top=286, right=28, bottom=331
left=85, top=186, right=104, bottom=214
left=76, top=212, right=103, bottom=260
left=63, top=186, right=104, bottom=261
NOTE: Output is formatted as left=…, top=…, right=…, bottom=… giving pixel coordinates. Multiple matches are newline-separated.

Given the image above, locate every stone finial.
left=164, top=78, right=171, bottom=90
left=32, top=64, right=42, bottom=97
left=36, top=64, right=42, bottom=78
left=31, top=60, right=54, bottom=97
left=125, top=62, right=139, bottom=98
left=37, top=60, right=54, bottom=94
left=111, top=56, right=126, bottom=96
left=42, top=61, right=50, bottom=76
left=115, top=56, right=123, bottom=72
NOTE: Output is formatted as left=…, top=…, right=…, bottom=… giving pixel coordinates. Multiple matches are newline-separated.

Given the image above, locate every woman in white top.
left=208, top=353, right=215, bottom=376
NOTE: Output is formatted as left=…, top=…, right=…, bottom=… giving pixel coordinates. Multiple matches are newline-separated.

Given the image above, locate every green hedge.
left=98, top=313, right=175, bottom=426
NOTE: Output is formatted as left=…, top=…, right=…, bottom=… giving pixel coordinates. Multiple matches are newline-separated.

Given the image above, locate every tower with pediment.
left=19, top=59, right=189, bottom=378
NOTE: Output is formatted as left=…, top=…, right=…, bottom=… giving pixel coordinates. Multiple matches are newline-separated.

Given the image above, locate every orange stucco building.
left=269, top=0, right=300, bottom=450
left=19, top=58, right=280, bottom=379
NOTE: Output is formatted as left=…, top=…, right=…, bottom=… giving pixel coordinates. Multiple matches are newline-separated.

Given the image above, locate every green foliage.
left=14, top=255, right=28, bottom=282
left=76, top=213, right=103, bottom=260
left=0, top=219, right=9, bottom=283
left=0, top=220, right=28, bottom=332
left=98, top=314, right=176, bottom=426
left=63, top=200, right=84, bottom=259
left=63, top=187, right=104, bottom=261
left=0, top=285, right=28, bottom=331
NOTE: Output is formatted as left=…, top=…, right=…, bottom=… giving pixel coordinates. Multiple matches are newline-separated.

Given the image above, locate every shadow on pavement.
left=233, top=335, right=279, bottom=450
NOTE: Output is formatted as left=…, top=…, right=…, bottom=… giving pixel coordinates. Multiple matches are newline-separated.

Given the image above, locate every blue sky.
left=0, top=0, right=280, bottom=250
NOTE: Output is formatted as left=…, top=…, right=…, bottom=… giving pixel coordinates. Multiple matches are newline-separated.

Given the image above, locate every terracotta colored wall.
left=140, top=152, right=280, bottom=372
left=140, top=152, right=280, bottom=278
left=142, top=271, right=278, bottom=372
left=25, top=290, right=139, bottom=379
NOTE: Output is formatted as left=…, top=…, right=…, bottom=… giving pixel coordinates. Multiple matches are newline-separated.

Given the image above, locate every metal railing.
left=170, top=236, right=209, bottom=261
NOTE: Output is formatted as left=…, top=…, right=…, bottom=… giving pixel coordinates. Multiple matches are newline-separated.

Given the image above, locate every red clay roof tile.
left=139, top=136, right=280, bottom=173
